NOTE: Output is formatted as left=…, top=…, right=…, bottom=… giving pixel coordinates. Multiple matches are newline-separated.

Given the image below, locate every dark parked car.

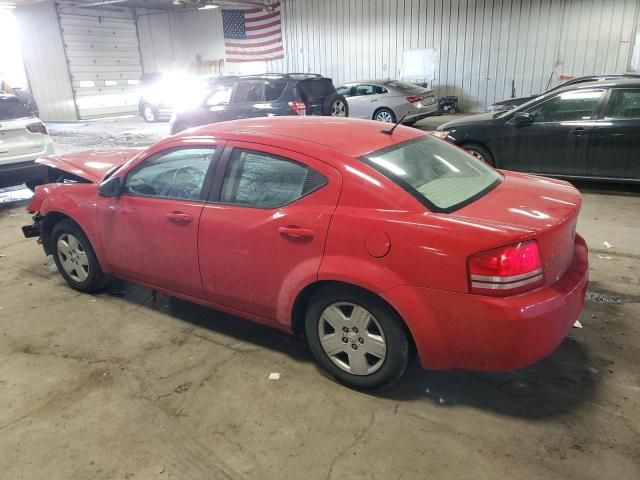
left=488, top=74, right=640, bottom=112
left=435, top=78, right=640, bottom=182
left=138, top=74, right=233, bottom=123
left=170, top=74, right=348, bottom=134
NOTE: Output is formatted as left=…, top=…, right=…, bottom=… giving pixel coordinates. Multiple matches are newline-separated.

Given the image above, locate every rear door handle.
left=278, top=226, right=315, bottom=239
left=166, top=211, right=193, bottom=224
left=571, top=127, right=587, bottom=136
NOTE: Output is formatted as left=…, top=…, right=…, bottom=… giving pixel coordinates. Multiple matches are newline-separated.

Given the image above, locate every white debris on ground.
left=0, top=185, right=33, bottom=204
left=47, top=115, right=169, bottom=154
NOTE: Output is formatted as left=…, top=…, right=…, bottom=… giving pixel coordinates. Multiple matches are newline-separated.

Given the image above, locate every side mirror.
left=98, top=176, right=121, bottom=197
left=513, top=112, right=533, bottom=125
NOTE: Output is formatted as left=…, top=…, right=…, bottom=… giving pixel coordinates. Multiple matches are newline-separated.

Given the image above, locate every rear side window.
left=220, top=149, right=327, bottom=208
left=526, top=90, right=603, bottom=122
left=362, top=136, right=502, bottom=212
left=264, top=81, right=287, bottom=101
left=0, top=96, right=32, bottom=120
left=604, top=89, right=640, bottom=119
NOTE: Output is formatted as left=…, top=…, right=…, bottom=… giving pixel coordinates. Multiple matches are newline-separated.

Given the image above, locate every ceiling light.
left=198, top=4, right=219, bottom=9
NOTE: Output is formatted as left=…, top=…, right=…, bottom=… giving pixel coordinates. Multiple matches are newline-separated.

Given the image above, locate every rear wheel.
left=52, top=220, right=107, bottom=293
left=305, top=286, right=411, bottom=390
left=373, top=108, right=396, bottom=123
left=323, top=93, right=349, bottom=117
left=463, top=143, right=494, bottom=166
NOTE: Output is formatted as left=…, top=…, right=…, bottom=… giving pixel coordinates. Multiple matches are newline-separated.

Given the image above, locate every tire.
left=305, top=285, right=411, bottom=390
left=323, top=93, right=349, bottom=117
left=373, top=108, right=396, bottom=124
left=463, top=143, right=494, bottom=166
left=51, top=219, right=107, bottom=293
left=141, top=103, right=158, bottom=123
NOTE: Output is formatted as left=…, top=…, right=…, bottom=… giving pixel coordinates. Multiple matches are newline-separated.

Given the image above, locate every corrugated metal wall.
left=14, top=0, right=77, bottom=121
left=137, top=8, right=225, bottom=73
left=266, top=0, right=640, bottom=111
left=57, top=1, right=143, bottom=118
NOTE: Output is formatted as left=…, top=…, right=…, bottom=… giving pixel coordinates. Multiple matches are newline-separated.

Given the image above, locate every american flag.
left=222, top=2, right=284, bottom=63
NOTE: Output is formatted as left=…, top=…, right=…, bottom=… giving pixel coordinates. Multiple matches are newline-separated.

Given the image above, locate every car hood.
left=36, top=148, right=144, bottom=183
left=491, top=95, right=535, bottom=107
left=438, top=111, right=499, bottom=129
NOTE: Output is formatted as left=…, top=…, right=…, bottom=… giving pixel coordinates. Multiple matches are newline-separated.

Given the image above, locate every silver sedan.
left=337, top=80, right=438, bottom=124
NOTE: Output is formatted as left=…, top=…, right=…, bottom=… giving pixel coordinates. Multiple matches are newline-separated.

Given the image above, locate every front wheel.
left=305, top=286, right=411, bottom=390
left=52, top=220, right=107, bottom=293
left=141, top=103, right=158, bottom=122
left=463, top=143, right=494, bottom=166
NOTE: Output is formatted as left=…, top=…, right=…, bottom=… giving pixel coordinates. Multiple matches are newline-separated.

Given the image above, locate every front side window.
left=525, top=89, right=603, bottom=122
left=220, top=149, right=327, bottom=208
left=604, top=89, right=640, bottom=119
left=363, top=136, right=502, bottom=212
left=124, top=148, right=216, bottom=200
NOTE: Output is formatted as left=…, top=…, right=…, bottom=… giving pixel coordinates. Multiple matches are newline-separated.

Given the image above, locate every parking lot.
left=1, top=115, right=639, bottom=479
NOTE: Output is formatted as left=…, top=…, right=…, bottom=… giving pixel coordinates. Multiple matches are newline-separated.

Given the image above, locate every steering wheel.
left=165, top=165, right=204, bottom=198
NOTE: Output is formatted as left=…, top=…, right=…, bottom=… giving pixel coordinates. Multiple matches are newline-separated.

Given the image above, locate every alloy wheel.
left=375, top=111, right=394, bottom=123
left=331, top=100, right=346, bottom=117
left=318, top=302, right=387, bottom=376
left=466, top=149, right=486, bottom=162
left=57, top=233, right=90, bottom=282
left=143, top=105, right=156, bottom=122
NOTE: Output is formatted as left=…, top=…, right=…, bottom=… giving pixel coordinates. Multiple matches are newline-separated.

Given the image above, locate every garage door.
left=58, top=3, right=142, bottom=119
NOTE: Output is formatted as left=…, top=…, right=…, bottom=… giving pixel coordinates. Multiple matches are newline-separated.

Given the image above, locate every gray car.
left=337, top=80, right=437, bottom=124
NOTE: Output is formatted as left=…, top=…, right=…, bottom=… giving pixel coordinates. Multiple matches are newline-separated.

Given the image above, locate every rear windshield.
left=0, top=96, right=32, bottom=120
left=363, top=136, right=502, bottom=212
left=298, top=78, right=335, bottom=100
left=385, top=80, right=421, bottom=90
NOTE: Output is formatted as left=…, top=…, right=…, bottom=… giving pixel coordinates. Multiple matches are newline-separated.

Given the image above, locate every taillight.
left=26, top=122, right=48, bottom=135
left=468, top=240, right=544, bottom=296
left=406, top=95, right=424, bottom=104
left=288, top=101, right=306, bottom=115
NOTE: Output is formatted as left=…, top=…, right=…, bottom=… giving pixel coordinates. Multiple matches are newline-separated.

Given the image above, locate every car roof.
left=551, top=77, right=640, bottom=94
left=173, top=116, right=424, bottom=158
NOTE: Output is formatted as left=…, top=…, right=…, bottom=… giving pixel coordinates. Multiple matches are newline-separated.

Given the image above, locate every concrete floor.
left=1, top=116, right=639, bottom=479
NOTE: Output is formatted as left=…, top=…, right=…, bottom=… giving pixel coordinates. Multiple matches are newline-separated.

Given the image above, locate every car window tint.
left=263, top=81, right=287, bottom=101
left=298, top=79, right=335, bottom=101
left=220, top=149, right=327, bottom=208
left=336, top=86, right=351, bottom=96
left=232, top=81, right=265, bottom=103
left=124, top=148, right=216, bottom=200
left=0, top=96, right=32, bottom=120
left=206, top=85, right=233, bottom=106
left=355, top=84, right=376, bottom=96
left=604, top=89, right=640, bottom=119
left=374, top=86, right=389, bottom=94
left=526, top=90, right=603, bottom=122
left=363, top=136, right=502, bottom=212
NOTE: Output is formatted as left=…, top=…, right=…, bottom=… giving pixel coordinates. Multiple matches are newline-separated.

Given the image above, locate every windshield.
left=363, top=136, right=502, bottom=212
left=0, top=96, right=32, bottom=120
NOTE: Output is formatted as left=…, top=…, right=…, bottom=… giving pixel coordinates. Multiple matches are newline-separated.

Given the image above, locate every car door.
left=346, top=84, right=384, bottom=119
left=97, top=144, right=222, bottom=299
left=498, top=89, right=605, bottom=176
left=227, top=80, right=266, bottom=119
left=198, top=143, right=342, bottom=321
left=587, top=88, right=640, bottom=180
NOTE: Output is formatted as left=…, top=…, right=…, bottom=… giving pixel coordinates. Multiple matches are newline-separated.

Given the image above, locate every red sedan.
left=22, top=117, right=588, bottom=389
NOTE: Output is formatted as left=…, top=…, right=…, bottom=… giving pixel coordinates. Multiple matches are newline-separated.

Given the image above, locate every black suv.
left=169, top=74, right=348, bottom=134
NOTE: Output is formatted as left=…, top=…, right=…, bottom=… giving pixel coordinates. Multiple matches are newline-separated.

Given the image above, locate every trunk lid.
left=36, top=148, right=143, bottom=183
left=0, top=118, right=44, bottom=164
left=455, top=171, right=581, bottom=286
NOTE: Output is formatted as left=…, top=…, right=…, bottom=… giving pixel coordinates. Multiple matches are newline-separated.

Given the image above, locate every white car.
left=0, top=93, right=54, bottom=190
left=337, top=80, right=438, bottom=125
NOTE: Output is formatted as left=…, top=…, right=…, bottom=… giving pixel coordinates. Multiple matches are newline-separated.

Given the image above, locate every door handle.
left=278, top=226, right=315, bottom=239
left=166, top=211, right=193, bottom=224
left=571, top=127, right=587, bottom=136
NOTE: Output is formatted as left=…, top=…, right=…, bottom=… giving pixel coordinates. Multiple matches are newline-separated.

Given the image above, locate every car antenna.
left=381, top=113, right=409, bottom=135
